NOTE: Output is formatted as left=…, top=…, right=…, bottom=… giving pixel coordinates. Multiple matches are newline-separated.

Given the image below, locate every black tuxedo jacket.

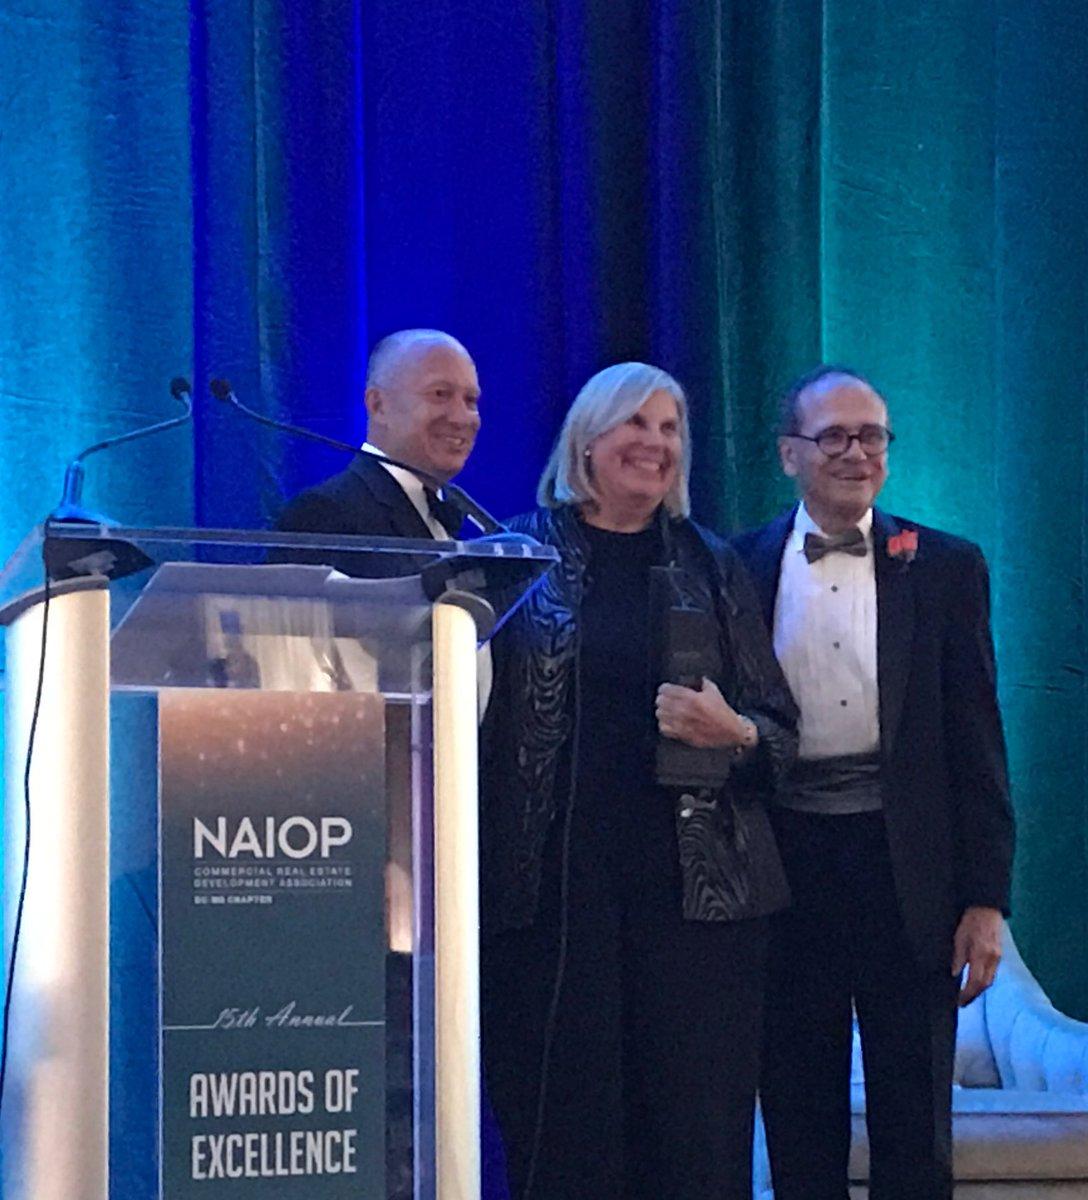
left=732, top=506, right=1015, bottom=971
left=278, top=454, right=434, bottom=539
left=273, top=455, right=437, bottom=576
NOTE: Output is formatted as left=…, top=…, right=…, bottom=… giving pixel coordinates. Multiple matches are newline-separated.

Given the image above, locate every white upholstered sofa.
left=754, top=924, right=1088, bottom=1197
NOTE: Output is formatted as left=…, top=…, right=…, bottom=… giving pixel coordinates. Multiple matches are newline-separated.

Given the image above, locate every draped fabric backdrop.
left=2, top=0, right=1087, bottom=1185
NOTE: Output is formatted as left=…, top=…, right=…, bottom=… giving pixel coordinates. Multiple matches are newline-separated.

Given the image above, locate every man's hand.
left=952, top=905, right=1003, bottom=1007
left=655, top=678, right=749, bottom=749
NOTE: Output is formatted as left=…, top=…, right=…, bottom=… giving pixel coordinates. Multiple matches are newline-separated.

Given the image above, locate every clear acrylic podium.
left=0, top=521, right=556, bottom=1200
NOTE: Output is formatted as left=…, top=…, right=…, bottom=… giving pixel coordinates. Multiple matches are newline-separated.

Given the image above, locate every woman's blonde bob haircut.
left=537, top=362, right=691, bottom=517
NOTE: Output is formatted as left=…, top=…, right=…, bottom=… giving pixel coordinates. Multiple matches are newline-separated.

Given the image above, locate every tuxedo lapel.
left=348, top=455, right=433, bottom=540
left=873, top=508, right=915, bottom=759
left=745, top=508, right=796, bottom=630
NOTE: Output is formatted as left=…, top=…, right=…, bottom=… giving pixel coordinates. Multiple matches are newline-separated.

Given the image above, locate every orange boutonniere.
left=887, top=529, right=918, bottom=563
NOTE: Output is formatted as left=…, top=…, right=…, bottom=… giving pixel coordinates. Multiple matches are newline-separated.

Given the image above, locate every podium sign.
left=159, top=690, right=387, bottom=1195
left=0, top=522, right=557, bottom=1200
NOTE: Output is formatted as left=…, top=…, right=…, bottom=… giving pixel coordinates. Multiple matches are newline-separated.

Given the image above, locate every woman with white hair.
left=479, top=363, right=798, bottom=1200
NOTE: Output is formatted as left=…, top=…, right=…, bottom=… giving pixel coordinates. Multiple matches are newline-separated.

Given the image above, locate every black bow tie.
left=803, top=528, right=868, bottom=564
left=424, top=487, right=463, bottom=537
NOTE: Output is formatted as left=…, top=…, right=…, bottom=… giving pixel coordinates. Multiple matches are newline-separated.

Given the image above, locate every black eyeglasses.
left=785, top=424, right=894, bottom=458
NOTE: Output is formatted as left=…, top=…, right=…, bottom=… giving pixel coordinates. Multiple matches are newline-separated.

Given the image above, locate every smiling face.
left=365, top=341, right=481, bottom=480
left=585, top=389, right=681, bottom=530
left=779, top=374, right=890, bottom=531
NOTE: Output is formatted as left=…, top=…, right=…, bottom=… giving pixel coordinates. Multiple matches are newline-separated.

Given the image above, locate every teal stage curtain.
left=1, top=0, right=1086, bottom=1041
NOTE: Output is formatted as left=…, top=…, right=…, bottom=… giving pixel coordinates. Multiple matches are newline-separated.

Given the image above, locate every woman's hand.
left=655, top=678, right=756, bottom=750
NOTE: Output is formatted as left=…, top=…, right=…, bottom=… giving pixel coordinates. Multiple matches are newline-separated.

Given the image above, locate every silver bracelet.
left=731, top=715, right=758, bottom=759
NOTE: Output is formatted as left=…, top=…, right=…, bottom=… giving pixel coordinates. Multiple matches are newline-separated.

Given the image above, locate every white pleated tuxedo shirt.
left=772, top=504, right=879, bottom=760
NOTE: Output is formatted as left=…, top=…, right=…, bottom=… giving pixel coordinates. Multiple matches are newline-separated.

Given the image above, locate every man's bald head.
left=364, top=329, right=480, bottom=481
left=366, top=329, right=472, bottom=388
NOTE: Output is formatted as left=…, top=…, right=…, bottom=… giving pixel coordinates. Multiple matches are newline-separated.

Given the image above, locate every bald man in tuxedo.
left=277, top=327, right=481, bottom=555
left=276, top=329, right=502, bottom=1200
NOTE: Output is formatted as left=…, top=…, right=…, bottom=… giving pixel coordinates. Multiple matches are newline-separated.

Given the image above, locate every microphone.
left=43, top=377, right=194, bottom=581
left=52, top=378, right=194, bottom=522
left=208, top=377, right=504, bottom=535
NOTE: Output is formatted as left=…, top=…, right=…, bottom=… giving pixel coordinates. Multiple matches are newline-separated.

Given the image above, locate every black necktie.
left=424, top=487, right=463, bottom=537
left=803, top=528, right=867, bottom=564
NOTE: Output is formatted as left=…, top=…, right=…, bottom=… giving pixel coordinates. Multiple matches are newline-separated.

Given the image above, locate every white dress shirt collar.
left=360, top=441, right=446, bottom=538
left=788, top=502, right=874, bottom=552
left=362, top=441, right=428, bottom=502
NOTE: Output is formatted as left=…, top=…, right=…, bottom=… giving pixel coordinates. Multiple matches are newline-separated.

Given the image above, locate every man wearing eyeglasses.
left=733, top=366, right=1014, bottom=1200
